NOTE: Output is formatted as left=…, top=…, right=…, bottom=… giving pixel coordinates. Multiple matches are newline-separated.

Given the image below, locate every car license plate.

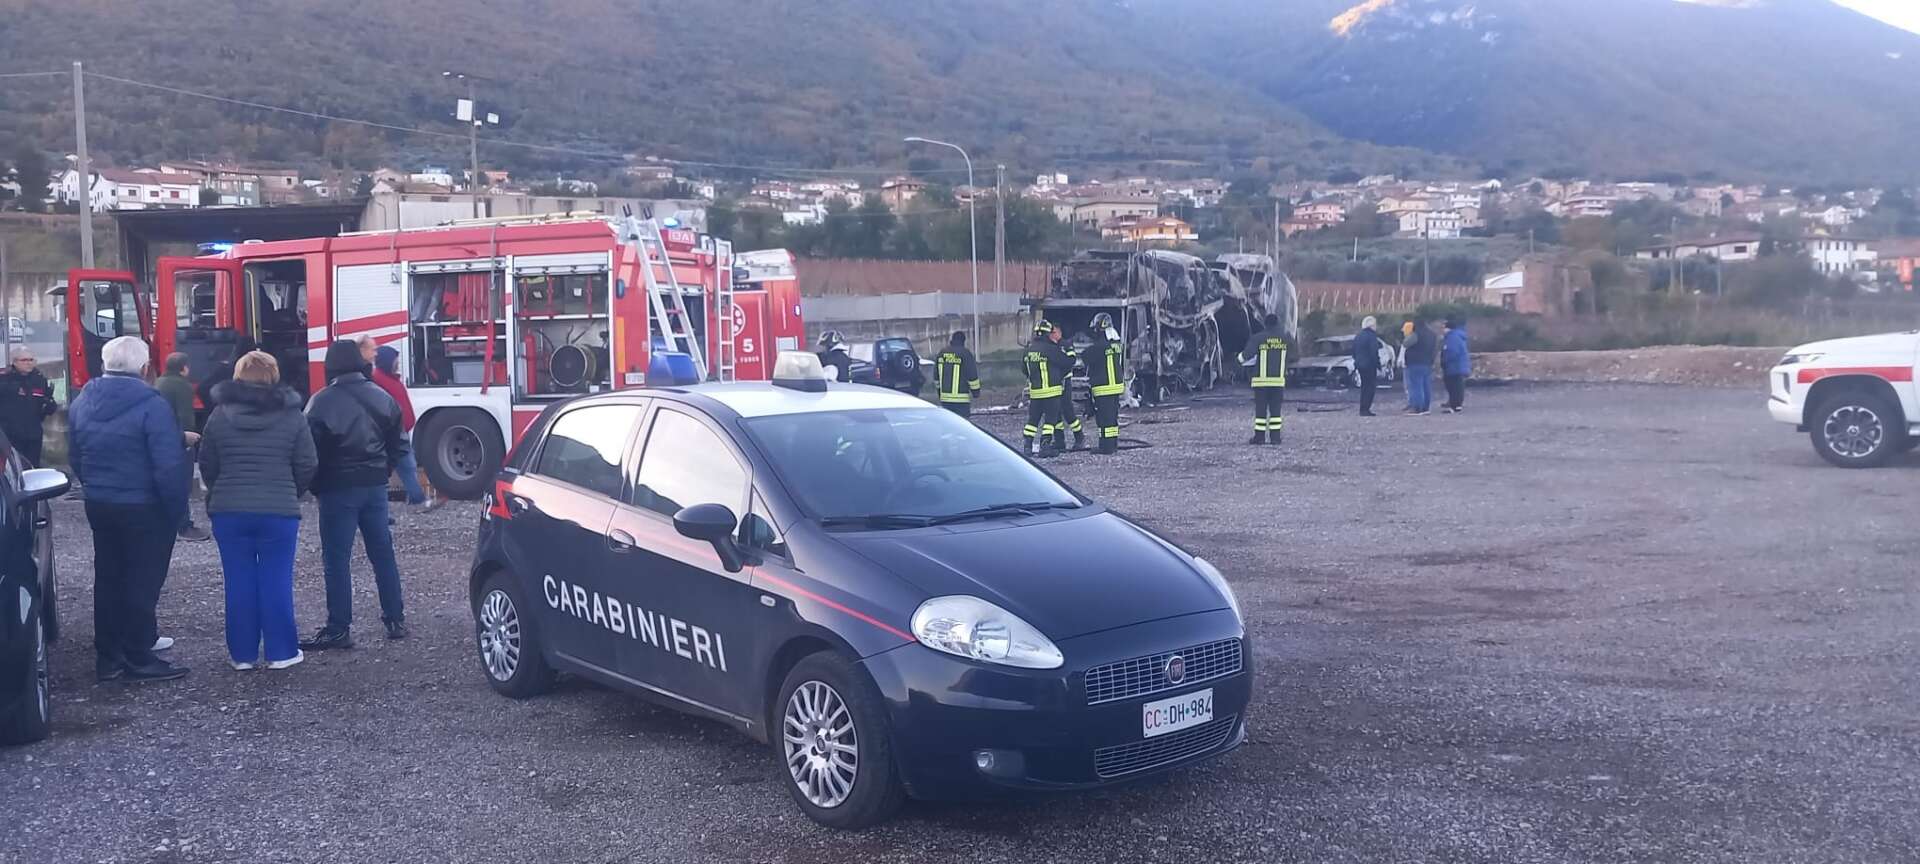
left=1141, top=688, right=1213, bottom=739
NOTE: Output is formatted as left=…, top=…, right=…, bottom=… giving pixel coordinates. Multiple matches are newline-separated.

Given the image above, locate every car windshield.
left=1317, top=339, right=1351, bottom=356
left=742, top=407, right=1079, bottom=523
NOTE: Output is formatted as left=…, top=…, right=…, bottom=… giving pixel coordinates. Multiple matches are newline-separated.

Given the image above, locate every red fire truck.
left=65, top=214, right=804, bottom=498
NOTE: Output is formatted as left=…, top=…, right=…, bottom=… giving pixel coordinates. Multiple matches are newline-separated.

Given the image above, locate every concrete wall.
left=361, top=191, right=708, bottom=232
left=803, top=312, right=1033, bottom=355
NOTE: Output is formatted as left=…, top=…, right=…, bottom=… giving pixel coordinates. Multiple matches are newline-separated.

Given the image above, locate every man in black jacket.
left=0, top=346, right=57, bottom=466
left=1353, top=316, right=1383, bottom=417
left=301, top=340, right=411, bottom=649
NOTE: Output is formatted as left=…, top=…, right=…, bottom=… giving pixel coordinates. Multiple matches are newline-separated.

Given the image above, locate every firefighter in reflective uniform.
left=816, top=331, right=853, bottom=383
left=1023, top=320, right=1069, bottom=458
left=1052, top=323, right=1086, bottom=452
left=1084, top=313, right=1125, bottom=455
left=934, top=331, right=981, bottom=418
left=1241, top=313, right=1289, bottom=445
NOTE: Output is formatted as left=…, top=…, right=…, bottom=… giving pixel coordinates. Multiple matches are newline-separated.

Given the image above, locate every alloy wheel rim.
left=1823, top=406, right=1883, bottom=459
left=477, top=590, right=520, bottom=681
left=782, top=680, right=858, bottom=809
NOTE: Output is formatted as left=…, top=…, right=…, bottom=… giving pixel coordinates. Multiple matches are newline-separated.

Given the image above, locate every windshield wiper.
left=922, top=501, right=1080, bottom=526
left=819, top=514, right=936, bottom=530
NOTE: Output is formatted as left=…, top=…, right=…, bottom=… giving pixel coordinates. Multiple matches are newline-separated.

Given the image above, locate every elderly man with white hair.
left=67, top=335, right=191, bottom=683
left=1352, top=315, right=1384, bottom=418
left=0, top=343, right=57, bottom=465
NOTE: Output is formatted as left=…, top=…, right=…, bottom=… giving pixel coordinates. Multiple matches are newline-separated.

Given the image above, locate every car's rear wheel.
left=474, top=571, right=554, bottom=698
left=775, top=652, right=903, bottom=829
left=0, top=612, right=52, bottom=745
left=419, top=408, right=505, bottom=500
left=1811, top=391, right=1908, bottom=468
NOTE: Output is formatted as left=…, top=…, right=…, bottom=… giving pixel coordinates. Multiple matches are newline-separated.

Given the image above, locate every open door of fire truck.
left=154, top=256, right=248, bottom=408
left=64, top=268, right=159, bottom=392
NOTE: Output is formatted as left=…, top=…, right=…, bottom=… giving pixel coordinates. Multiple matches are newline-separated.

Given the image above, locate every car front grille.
left=1083, top=638, right=1242, bottom=706
left=1092, top=714, right=1239, bottom=778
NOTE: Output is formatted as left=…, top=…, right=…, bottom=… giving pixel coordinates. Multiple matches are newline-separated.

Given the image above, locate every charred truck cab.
left=469, top=353, right=1251, bottom=828
left=65, top=216, right=803, bottom=499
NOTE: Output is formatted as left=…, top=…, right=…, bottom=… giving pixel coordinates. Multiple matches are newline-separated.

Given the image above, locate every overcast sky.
left=1832, top=0, right=1920, bottom=33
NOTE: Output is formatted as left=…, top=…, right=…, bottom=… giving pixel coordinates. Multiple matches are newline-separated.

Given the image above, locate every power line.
left=0, top=71, right=64, bottom=79
left=80, top=71, right=971, bottom=178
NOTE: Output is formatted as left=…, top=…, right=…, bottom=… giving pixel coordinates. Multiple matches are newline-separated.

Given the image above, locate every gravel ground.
left=7, top=383, right=1919, bottom=864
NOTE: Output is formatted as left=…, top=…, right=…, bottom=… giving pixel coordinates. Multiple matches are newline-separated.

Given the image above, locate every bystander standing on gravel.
left=1403, top=318, right=1438, bottom=416
left=1354, top=316, right=1383, bottom=417
left=156, top=352, right=211, bottom=542
left=202, top=351, right=318, bottom=671
left=302, top=340, right=411, bottom=650
left=373, top=345, right=442, bottom=512
left=0, top=344, right=57, bottom=466
left=1443, top=318, right=1472, bottom=413
left=68, top=336, right=191, bottom=683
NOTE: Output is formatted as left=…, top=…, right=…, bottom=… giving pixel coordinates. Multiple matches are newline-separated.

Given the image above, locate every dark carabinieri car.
left=467, top=353, right=1250, bottom=828
left=0, top=429, right=73, bottom=745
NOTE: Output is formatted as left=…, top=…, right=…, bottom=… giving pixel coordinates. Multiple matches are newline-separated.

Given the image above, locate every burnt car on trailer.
left=1289, top=334, right=1398, bottom=389
left=467, top=353, right=1250, bottom=828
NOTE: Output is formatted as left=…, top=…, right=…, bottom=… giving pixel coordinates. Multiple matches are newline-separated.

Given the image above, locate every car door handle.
left=608, top=529, right=637, bottom=553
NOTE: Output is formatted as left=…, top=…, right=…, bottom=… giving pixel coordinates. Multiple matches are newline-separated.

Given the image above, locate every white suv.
left=1768, top=332, right=1920, bottom=468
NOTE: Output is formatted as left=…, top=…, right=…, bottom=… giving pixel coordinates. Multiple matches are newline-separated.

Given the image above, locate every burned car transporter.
left=469, top=353, right=1251, bottom=828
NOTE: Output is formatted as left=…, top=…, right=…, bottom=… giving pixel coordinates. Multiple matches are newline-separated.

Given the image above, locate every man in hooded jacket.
left=301, top=340, right=410, bottom=650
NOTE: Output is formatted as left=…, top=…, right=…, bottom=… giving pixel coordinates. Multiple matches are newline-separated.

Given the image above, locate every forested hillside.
left=0, top=0, right=1916, bottom=182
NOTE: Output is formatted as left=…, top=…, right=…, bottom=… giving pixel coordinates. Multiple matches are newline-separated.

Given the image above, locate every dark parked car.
left=847, top=337, right=927, bottom=395
left=469, top=357, right=1249, bottom=828
left=0, top=432, right=72, bottom=745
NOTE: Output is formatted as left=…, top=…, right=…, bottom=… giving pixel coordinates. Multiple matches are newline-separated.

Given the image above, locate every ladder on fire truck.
left=712, top=237, right=738, bottom=382
left=623, top=215, right=709, bottom=380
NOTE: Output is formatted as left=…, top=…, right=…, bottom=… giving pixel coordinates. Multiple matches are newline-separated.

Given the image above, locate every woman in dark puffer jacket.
left=200, top=352, right=318, bottom=671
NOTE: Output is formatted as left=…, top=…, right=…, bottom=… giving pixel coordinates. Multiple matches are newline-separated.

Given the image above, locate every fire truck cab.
left=66, top=215, right=803, bottom=499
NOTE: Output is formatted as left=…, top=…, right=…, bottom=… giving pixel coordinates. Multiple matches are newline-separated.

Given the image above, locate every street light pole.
left=445, top=71, right=491, bottom=219
left=904, top=137, right=977, bottom=349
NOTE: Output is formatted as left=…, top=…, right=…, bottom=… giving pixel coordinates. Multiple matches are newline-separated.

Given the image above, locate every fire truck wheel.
left=418, top=408, right=505, bottom=500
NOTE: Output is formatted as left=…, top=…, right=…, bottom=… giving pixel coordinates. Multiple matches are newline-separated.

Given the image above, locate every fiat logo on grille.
left=1164, top=654, right=1186, bottom=685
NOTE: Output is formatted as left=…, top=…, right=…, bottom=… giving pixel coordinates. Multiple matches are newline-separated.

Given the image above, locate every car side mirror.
left=20, top=468, right=69, bottom=503
left=674, top=503, right=746, bottom=573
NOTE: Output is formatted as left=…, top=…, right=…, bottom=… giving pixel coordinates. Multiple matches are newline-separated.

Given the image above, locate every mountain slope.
left=0, top=0, right=1439, bottom=178
left=1137, top=0, right=1920, bottom=182
left=0, top=0, right=1915, bottom=182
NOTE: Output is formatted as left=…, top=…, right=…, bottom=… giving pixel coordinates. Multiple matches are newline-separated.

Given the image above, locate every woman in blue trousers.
left=199, top=352, right=318, bottom=670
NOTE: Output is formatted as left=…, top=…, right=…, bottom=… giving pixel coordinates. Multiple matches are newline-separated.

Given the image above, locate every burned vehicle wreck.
left=1038, top=250, right=1296, bottom=402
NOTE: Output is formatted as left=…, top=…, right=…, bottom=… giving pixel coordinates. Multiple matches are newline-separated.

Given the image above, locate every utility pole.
left=444, top=71, right=496, bottom=219
left=1272, top=200, right=1281, bottom=263
left=1670, top=215, right=1680, bottom=294
left=1422, top=228, right=1431, bottom=288
left=73, top=62, right=94, bottom=268
left=1, top=237, right=11, bottom=359
left=994, top=164, right=1006, bottom=300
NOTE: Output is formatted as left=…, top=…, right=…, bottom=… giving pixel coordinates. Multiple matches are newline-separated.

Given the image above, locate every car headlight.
left=1779, top=352, right=1822, bottom=366
left=1192, top=556, right=1243, bottom=619
left=911, top=596, right=1063, bottom=669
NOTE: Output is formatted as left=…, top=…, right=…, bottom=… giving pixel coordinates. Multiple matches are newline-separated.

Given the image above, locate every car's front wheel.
left=474, top=571, right=555, bottom=698
left=1811, top=391, right=1908, bottom=468
left=775, top=652, right=903, bottom=829
left=0, top=611, right=52, bottom=745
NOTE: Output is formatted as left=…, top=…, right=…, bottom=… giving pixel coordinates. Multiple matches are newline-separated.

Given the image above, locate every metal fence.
left=801, top=291, right=1027, bottom=322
